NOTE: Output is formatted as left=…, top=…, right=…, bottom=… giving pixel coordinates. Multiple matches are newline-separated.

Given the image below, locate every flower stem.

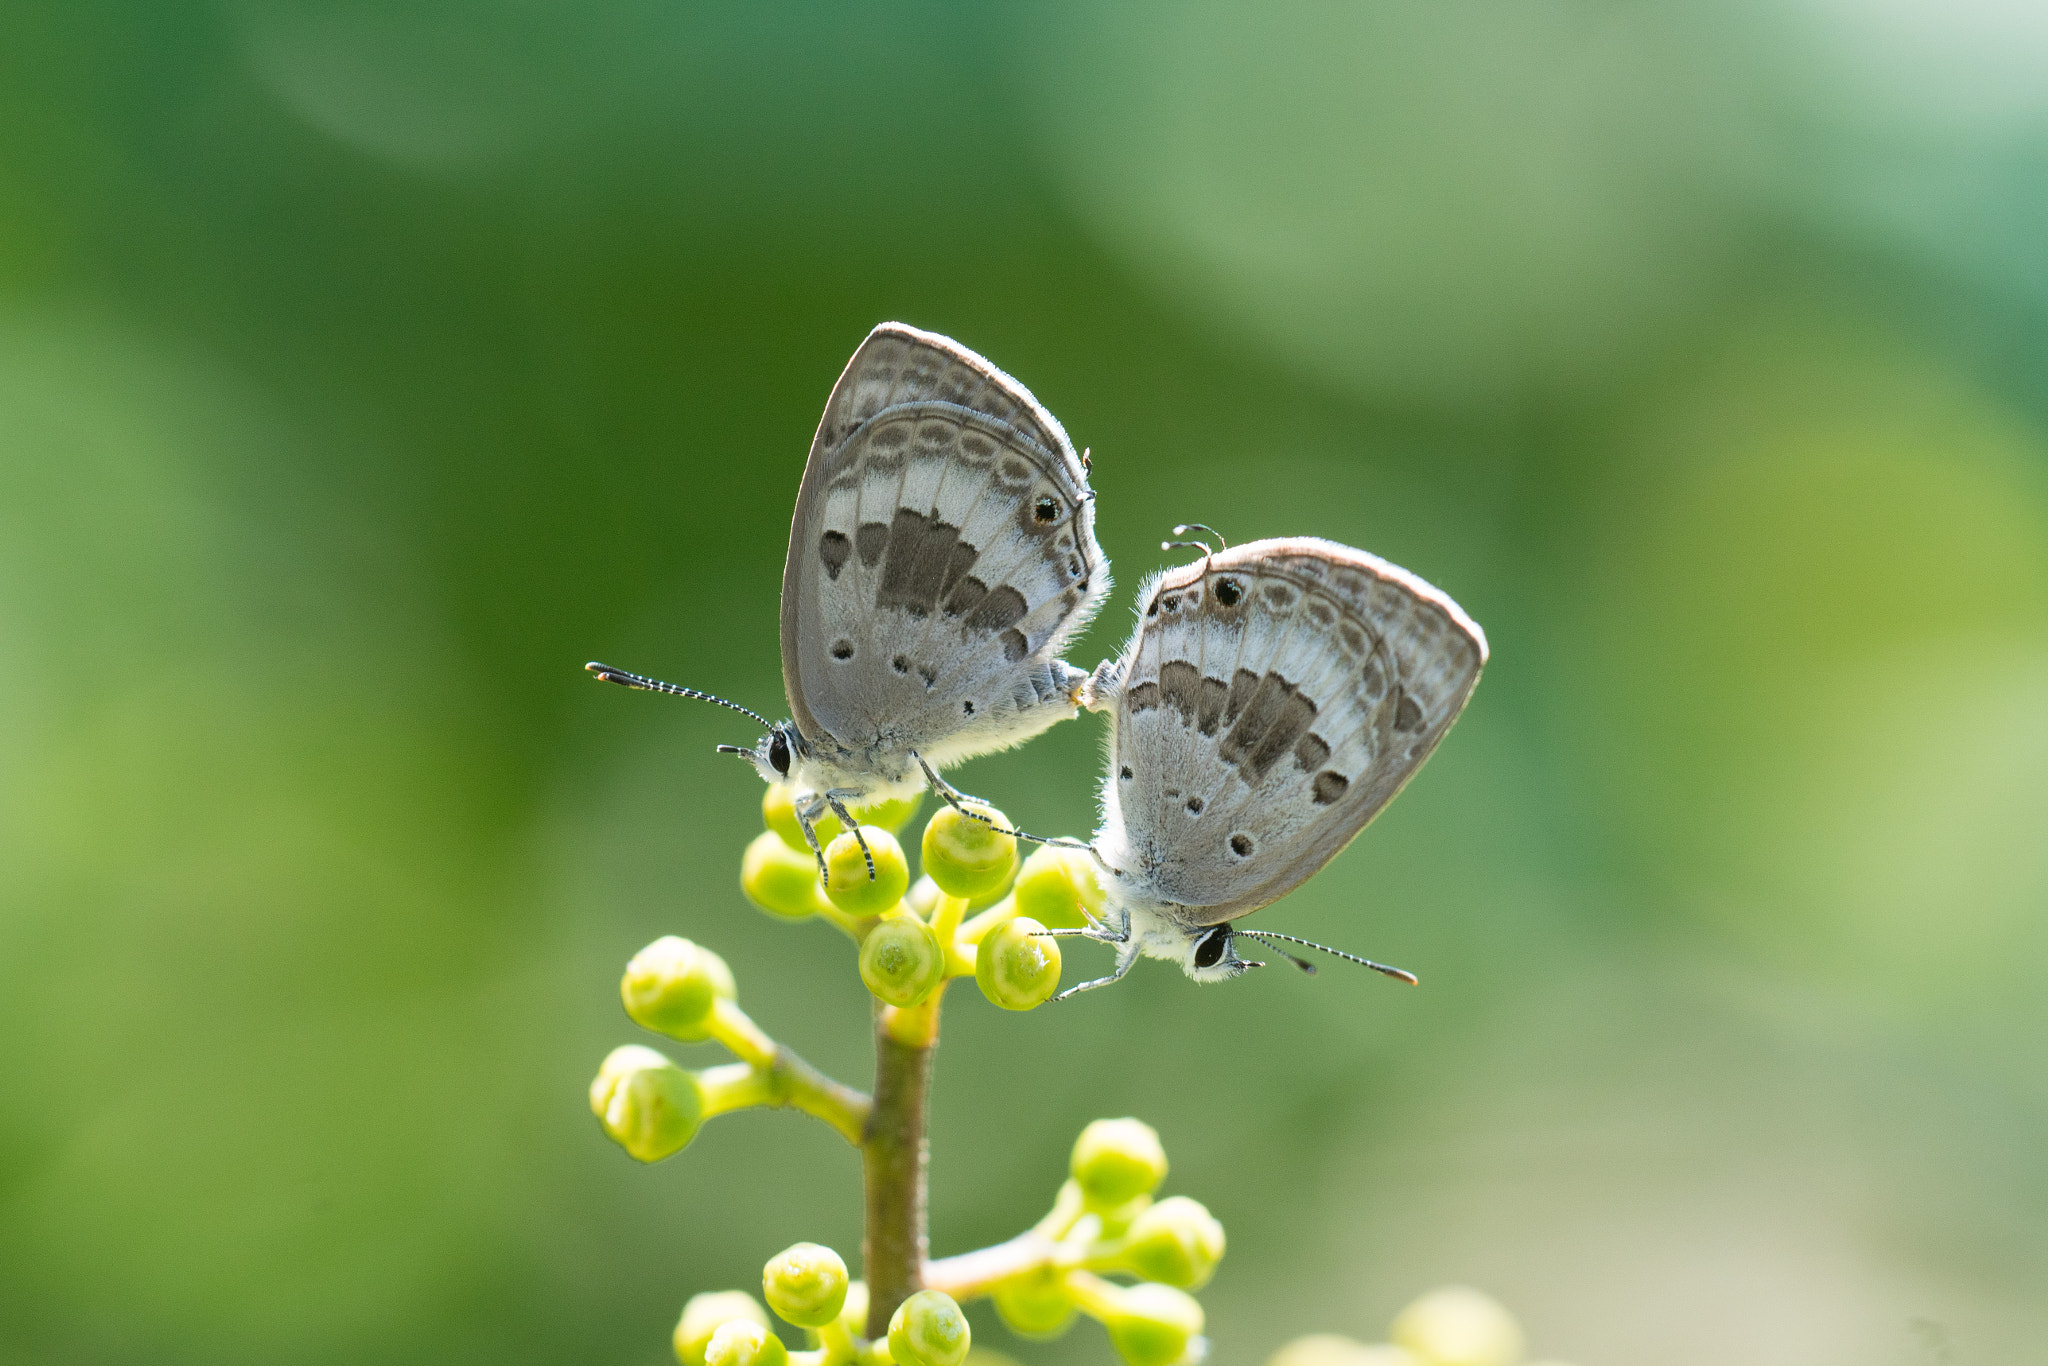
left=862, top=998, right=935, bottom=1335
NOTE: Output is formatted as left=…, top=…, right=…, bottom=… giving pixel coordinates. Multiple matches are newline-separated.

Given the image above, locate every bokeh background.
left=4, top=2, right=2048, bottom=1363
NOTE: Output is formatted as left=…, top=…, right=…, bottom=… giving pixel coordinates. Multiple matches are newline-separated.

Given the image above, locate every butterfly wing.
left=781, top=324, right=1107, bottom=765
left=1097, top=537, right=1485, bottom=924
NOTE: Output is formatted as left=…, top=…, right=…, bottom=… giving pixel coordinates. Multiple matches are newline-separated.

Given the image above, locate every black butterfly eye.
left=768, top=731, right=791, bottom=776
left=1194, top=927, right=1231, bottom=969
left=1215, top=577, right=1242, bottom=606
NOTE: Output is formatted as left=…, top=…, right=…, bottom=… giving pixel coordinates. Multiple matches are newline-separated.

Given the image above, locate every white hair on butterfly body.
left=589, top=322, right=1111, bottom=880
left=1057, top=534, right=1486, bottom=998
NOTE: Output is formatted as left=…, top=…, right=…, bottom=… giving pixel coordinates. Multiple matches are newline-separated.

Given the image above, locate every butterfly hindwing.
left=1098, top=537, right=1486, bottom=924
left=782, top=324, right=1107, bottom=764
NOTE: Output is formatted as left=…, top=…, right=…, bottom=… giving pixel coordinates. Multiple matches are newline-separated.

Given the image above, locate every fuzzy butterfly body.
left=1066, top=537, right=1486, bottom=993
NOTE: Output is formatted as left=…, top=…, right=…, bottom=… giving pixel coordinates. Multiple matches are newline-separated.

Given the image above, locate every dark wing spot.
left=1224, top=668, right=1261, bottom=723
left=963, top=700, right=975, bottom=715
left=1162, top=595, right=1180, bottom=613
left=1196, top=674, right=1230, bottom=736
left=1219, top=671, right=1317, bottom=782
left=1229, top=833, right=1254, bottom=857
left=1127, top=680, right=1162, bottom=712
left=999, top=629, right=1029, bottom=662
left=1263, top=584, right=1295, bottom=609
left=1215, top=577, right=1242, bottom=606
left=1158, top=661, right=1204, bottom=727
left=1147, top=597, right=1160, bottom=617
left=892, top=655, right=911, bottom=675
left=1185, top=797, right=1203, bottom=814
left=1035, top=497, right=1058, bottom=522
left=1294, top=733, right=1331, bottom=773
left=1119, top=765, right=1133, bottom=780
left=964, top=585, right=1028, bottom=634
left=820, top=530, right=851, bottom=580
left=876, top=507, right=965, bottom=617
left=830, top=639, right=854, bottom=661
left=1312, top=771, right=1349, bottom=804
left=999, top=457, right=1032, bottom=483
left=1394, top=688, right=1425, bottom=732
left=943, top=574, right=988, bottom=617
left=856, top=522, right=889, bottom=567
left=919, top=665, right=938, bottom=690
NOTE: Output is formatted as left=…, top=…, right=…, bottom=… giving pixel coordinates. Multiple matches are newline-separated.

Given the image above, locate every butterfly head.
left=1180, top=924, right=1260, bottom=983
left=720, top=721, right=807, bottom=786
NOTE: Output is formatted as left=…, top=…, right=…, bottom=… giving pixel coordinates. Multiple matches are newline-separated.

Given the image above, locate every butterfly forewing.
left=1104, top=537, right=1485, bottom=924
left=782, top=324, right=1106, bottom=760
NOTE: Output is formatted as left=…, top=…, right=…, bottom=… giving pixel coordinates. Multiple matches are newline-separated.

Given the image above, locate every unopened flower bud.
left=1120, top=1195, right=1225, bottom=1289
left=991, top=1268, right=1075, bottom=1339
left=887, top=1290, right=971, bottom=1366
left=676, top=1292, right=770, bottom=1366
left=590, top=1045, right=704, bottom=1162
left=859, top=912, right=946, bottom=1007
left=975, top=915, right=1061, bottom=1010
left=1072, top=1118, right=1167, bottom=1207
left=835, top=1281, right=869, bottom=1340
left=705, top=1319, right=790, bottom=1366
left=623, top=937, right=736, bottom=1041
left=1103, top=1283, right=1205, bottom=1366
left=762, top=1241, right=849, bottom=1329
left=855, top=794, right=922, bottom=833
left=824, top=827, right=910, bottom=911
left=743, top=831, right=823, bottom=920
left=1389, top=1287, right=1523, bottom=1366
left=921, top=804, right=1018, bottom=900
left=764, top=784, right=842, bottom=853
left=1266, top=1336, right=1419, bottom=1366
left=1013, top=846, right=1106, bottom=929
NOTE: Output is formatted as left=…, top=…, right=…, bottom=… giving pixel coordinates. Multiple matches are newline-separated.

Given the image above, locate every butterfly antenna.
left=585, top=662, right=775, bottom=731
left=1232, top=930, right=1418, bottom=984
left=1174, top=523, right=1228, bottom=551
left=1162, top=523, right=1227, bottom=573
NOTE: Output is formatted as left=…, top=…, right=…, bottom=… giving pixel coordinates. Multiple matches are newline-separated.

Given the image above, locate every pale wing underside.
left=781, top=324, right=1106, bottom=760
left=1100, top=537, right=1486, bottom=924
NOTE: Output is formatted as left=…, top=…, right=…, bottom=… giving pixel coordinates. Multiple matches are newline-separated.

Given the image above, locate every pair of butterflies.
left=591, top=324, right=1486, bottom=998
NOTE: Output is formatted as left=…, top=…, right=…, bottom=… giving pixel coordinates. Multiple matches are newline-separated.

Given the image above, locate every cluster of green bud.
left=734, top=786, right=1113, bottom=1016
left=596, top=786, right=1249, bottom=1366
left=931, top=1118, right=1221, bottom=1366
left=675, top=1244, right=970, bottom=1366
left=1267, top=1286, right=1572, bottom=1366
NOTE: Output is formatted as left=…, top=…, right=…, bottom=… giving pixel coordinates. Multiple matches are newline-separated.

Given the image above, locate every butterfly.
left=589, top=323, right=1109, bottom=879
left=1053, top=530, right=1486, bottom=996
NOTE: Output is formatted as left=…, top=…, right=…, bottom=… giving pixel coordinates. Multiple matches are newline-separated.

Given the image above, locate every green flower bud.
left=835, top=1281, right=869, bottom=1340
left=991, top=1268, right=1076, bottom=1339
left=623, top=937, right=737, bottom=1041
left=1072, top=1118, right=1168, bottom=1207
left=676, top=1292, right=771, bottom=1366
left=856, top=794, right=922, bottom=833
left=1266, top=1336, right=1419, bottom=1366
left=1104, top=1283, right=1205, bottom=1366
left=824, top=826, right=911, bottom=911
left=921, top=804, right=1018, bottom=900
left=1119, top=1196, right=1225, bottom=1289
left=590, top=1045, right=704, bottom=1162
left=975, top=915, right=1061, bottom=1010
left=859, top=913, right=946, bottom=1007
left=765, top=783, right=843, bottom=853
left=1389, top=1287, right=1523, bottom=1366
left=743, top=831, right=823, bottom=920
left=1012, top=846, right=1106, bottom=930
left=706, top=1319, right=790, bottom=1366
left=887, top=1290, right=971, bottom=1366
left=762, top=1242, right=849, bottom=1329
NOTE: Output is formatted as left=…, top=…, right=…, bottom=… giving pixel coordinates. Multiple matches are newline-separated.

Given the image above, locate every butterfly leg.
left=909, top=751, right=1091, bottom=852
left=792, top=792, right=832, bottom=883
left=1046, top=935, right=1142, bottom=1002
left=821, top=791, right=876, bottom=881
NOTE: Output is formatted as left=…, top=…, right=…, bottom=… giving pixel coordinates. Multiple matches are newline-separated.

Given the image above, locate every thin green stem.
left=862, top=999, right=934, bottom=1336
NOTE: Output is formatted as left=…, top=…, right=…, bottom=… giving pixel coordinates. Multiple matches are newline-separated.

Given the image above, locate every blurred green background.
left=4, top=1, right=2048, bottom=1363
